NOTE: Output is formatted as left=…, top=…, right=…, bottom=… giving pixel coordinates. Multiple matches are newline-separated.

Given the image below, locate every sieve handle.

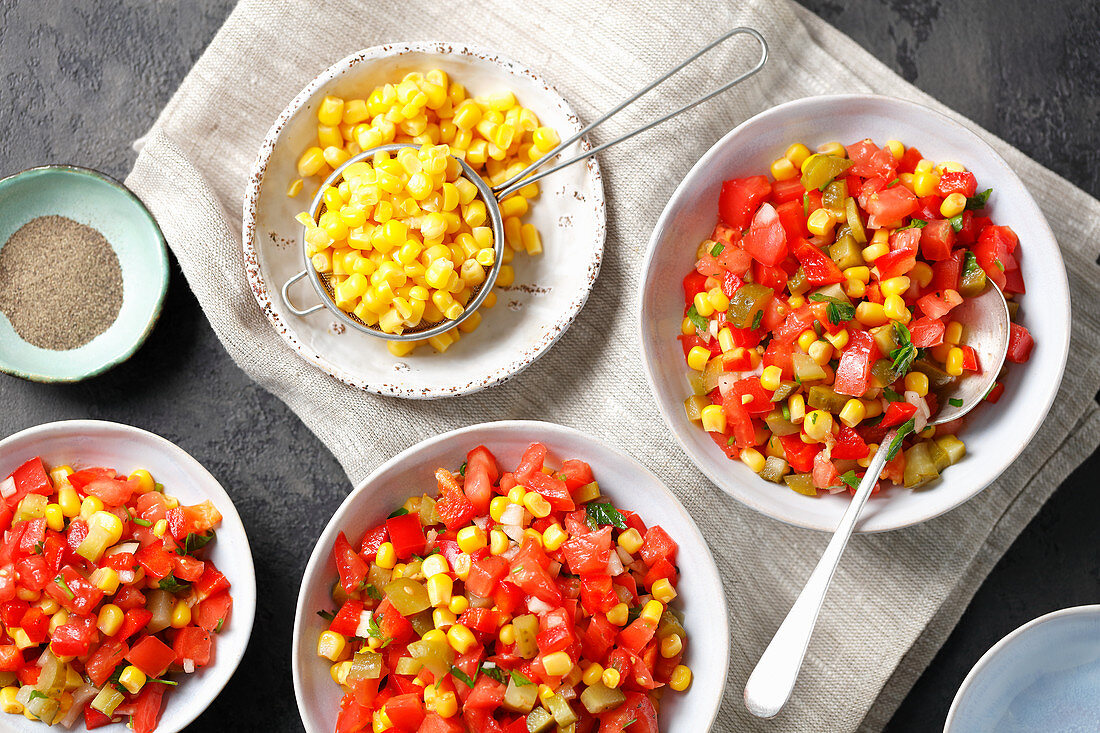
left=494, top=27, right=769, bottom=201
left=280, top=269, right=324, bottom=317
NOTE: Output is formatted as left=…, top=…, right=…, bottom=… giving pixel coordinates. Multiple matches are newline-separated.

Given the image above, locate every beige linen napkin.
left=125, top=0, right=1100, bottom=729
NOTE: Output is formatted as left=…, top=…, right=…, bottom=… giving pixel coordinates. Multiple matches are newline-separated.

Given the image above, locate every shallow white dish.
left=292, top=420, right=727, bottom=732
left=638, top=94, right=1070, bottom=532
left=945, top=605, right=1100, bottom=732
left=0, top=420, right=256, bottom=733
left=244, top=43, right=605, bottom=399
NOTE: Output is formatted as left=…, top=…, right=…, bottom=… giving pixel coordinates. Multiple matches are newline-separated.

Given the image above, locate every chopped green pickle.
left=525, top=707, right=555, bottom=732
left=784, top=473, right=817, bottom=496
left=760, top=456, right=791, bottom=483
left=504, top=676, right=539, bottom=713
left=383, top=578, right=431, bottom=616
left=822, top=179, right=848, bottom=215
left=728, top=283, right=773, bottom=329
left=800, top=153, right=853, bottom=191
left=579, top=682, right=626, bottom=714
left=829, top=234, right=863, bottom=270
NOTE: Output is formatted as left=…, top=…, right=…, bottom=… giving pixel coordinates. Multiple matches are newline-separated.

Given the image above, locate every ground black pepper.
left=0, top=215, right=123, bottom=351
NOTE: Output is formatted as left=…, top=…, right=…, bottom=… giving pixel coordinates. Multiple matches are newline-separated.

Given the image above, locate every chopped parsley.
left=586, top=502, right=627, bottom=531
left=458, top=461, right=467, bottom=476
left=450, top=666, right=476, bottom=688
left=148, top=678, right=179, bottom=686
left=965, top=188, right=992, bottom=210
left=316, top=609, right=336, bottom=622
left=158, top=574, right=191, bottom=594
left=710, top=242, right=725, bottom=256
left=180, top=530, right=215, bottom=555
left=949, top=214, right=964, bottom=232
left=686, top=305, right=709, bottom=333
left=364, top=584, right=382, bottom=600
left=839, top=470, right=862, bottom=491
left=994, top=258, right=1005, bottom=271
left=803, top=192, right=810, bottom=218
left=949, top=397, right=964, bottom=407
left=890, top=322, right=917, bottom=377
left=131, top=515, right=153, bottom=528
left=808, top=293, right=855, bottom=324
left=726, top=436, right=736, bottom=446
left=781, top=403, right=791, bottom=422
left=886, top=178, right=900, bottom=188
left=898, top=218, right=927, bottom=230
left=33, top=540, right=44, bottom=555
left=963, top=250, right=982, bottom=279
left=53, top=574, right=74, bottom=600
left=28, top=690, right=47, bottom=702
left=751, top=308, right=765, bottom=330
left=882, top=387, right=904, bottom=402
left=885, top=418, right=917, bottom=461
left=480, top=665, right=507, bottom=684
left=510, top=670, right=534, bottom=687
left=388, top=507, right=410, bottom=518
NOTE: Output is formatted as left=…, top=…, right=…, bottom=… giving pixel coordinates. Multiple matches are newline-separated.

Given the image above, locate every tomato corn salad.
left=0, top=458, right=232, bottom=731
left=292, top=69, right=558, bottom=356
left=678, top=138, right=1035, bottom=496
left=317, top=444, right=689, bottom=733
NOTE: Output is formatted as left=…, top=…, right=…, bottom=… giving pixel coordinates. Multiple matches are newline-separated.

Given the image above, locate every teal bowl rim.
left=0, top=164, right=169, bottom=384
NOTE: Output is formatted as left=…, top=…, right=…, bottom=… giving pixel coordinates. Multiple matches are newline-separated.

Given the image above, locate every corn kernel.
left=808, top=340, right=833, bottom=366
left=839, top=398, right=867, bottom=427
left=639, top=600, right=663, bottom=624
left=913, top=170, right=939, bottom=197
left=617, top=528, right=643, bottom=554
left=687, top=346, right=710, bottom=372
left=740, top=447, right=766, bottom=473
left=817, top=141, right=847, bottom=157
left=806, top=208, right=836, bottom=237
left=456, top=526, right=487, bottom=554
left=825, top=329, right=849, bottom=350
left=804, top=410, right=834, bottom=441
left=57, top=486, right=80, bottom=518
left=880, top=276, right=910, bottom=297
left=789, top=393, right=806, bottom=423
left=855, top=302, right=888, bottom=327
left=945, top=321, right=963, bottom=344
left=170, top=600, right=192, bottom=629
left=318, top=631, right=346, bottom=662
left=940, top=192, right=967, bottom=218
left=432, top=608, right=456, bottom=630
left=904, top=371, right=930, bottom=397
left=885, top=140, right=905, bottom=159
left=90, top=567, right=120, bottom=595
left=1, top=686, right=23, bottom=714
left=843, top=266, right=871, bottom=283
left=845, top=278, right=867, bottom=299
left=651, top=578, right=677, bottom=604
left=660, top=633, right=683, bottom=658
left=582, top=663, right=604, bottom=686
left=862, top=242, right=890, bottom=262
left=522, top=492, right=551, bottom=519
left=542, top=523, right=568, bottom=552
left=118, top=665, right=147, bottom=695
left=446, top=624, right=477, bottom=654
left=797, top=329, right=818, bottom=353
left=79, top=496, right=104, bottom=520
left=434, top=691, right=458, bottom=718
left=945, top=347, right=965, bottom=376
left=542, top=651, right=573, bottom=677
left=707, top=288, right=730, bottom=312
left=602, top=668, right=622, bottom=689
left=448, top=595, right=469, bottom=615
left=426, top=574, right=453, bottom=607
left=489, top=496, right=509, bottom=522
left=760, top=365, right=782, bottom=392
left=44, top=504, right=64, bottom=532
left=497, top=623, right=517, bottom=646
left=376, top=542, right=397, bottom=569
left=700, top=404, right=726, bottom=433
left=883, top=294, right=910, bottom=322
left=152, top=519, right=167, bottom=538
left=770, top=157, right=798, bottom=181
left=788, top=294, right=806, bottom=309
left=607, top=603, right=629, bottom=626
left=669, top=665, right=693, bottom=691
left=784, top=143, right=812, bottom=168
left=489, top=529, right=509, bottom=556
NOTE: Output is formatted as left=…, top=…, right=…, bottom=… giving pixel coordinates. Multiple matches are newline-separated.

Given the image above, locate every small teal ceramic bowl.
left=0, top=165, right=168, bottom=382
left=945, top=605, right=1100, bottom=732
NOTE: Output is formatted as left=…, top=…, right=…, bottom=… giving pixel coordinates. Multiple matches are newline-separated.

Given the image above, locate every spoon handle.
left=743, top=430, right=898, bottom=719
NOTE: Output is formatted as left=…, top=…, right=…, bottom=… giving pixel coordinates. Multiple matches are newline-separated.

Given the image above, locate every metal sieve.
left=281, top=27, right=768, bottom=341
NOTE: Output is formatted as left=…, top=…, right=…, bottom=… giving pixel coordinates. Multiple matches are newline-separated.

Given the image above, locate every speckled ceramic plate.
left=0, top=166, right=168, bottom=382
left=243, top=43, right=605, bottom=399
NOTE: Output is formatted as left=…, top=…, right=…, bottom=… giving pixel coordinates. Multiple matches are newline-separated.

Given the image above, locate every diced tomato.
left=46, top=566, right=104, bottom=615
left=762, top=340, right=795, bottom=380
left=165, top=500, right=222, bottom=540
left=793, top=239, right=844, bottom=285
left=880, top=401, right=918, bottom=428
left=509, top=538, right=562, bottom=605
left=937, top=170, right=977, bottom=198
left=561, top=526, right=611, bottom=575
left=917, top=289, right=963, bottom=320
left=386, top=513, right=426, bottom=560
left=846, top=139, right=897, bottom=180
left=598, top=692, right=659, bottom=733
left=770, top=177, right=806, bottom=205
left=86, top=640, right=130, bottom=686
left=84, top=706, right=115, bottom=730
left=716, top=244, right=753, bottom=275
left=833, top=330, right=879, bottom=397
left=0, top=645, right=21, bottom=672
left=581, top=614, right=617, bottom=662
left=330, top=599, right=365, bottom=637
left=14, top=554, right=50, bottom=592
left=50, top=619, right=95, bottom=664
left=920, top=219, right=956, bottom=261
left=718, top=175, right=771, bottom=230
left=172, top=553, right=205, bottom=582
left=898, top=146, right=923, bottom=174
left=639, top=526, right=678, bottom=566
left=462, top=448, right=495, bottom=515
left=386, top=693, right=426, bottom=730
left=908, top=316, right=945, bottom=347
left=864, top=185, right=918, bottom=228
left=975, top=225, right=1019, bottom=290
left=131, top=682, right=167, bottom=733
left=778, top=434, right=819, bottom=474
left=772, top=305, right=818, bottom=344
left=812, top=451, right=841, bottom=490
left=832, top=427, right=870, bottom=460
left=7, top=457, right=52, bottom=508
left=118, top=607, right=154, bottom=640
left=959, top=345, right=981, bottom=372
left=721, top=402, right=756, bottom=449
left=618, top=617, right=657, bottom=654
left=579, top=574, right=618, bottom=613
left=929, top=250, right=964, bottom=293
left=876, top=228, right=921, bottom=279
left=525, top=471, right=574, bottom=512
left=374, top=597, right=415, bottom=644
left=560, top=459, right=594, bottom=491
left=1003, top=266, right=1026, bottom=294
left=358, top=525, right=387, bottom=558
left=774, top=199, right=809, bottom=242
left=514, top=443, right=547, bottom=484
left=464, top=673, right=506, bottom=709
left=1007, top=323, right=1034, bottom=363
left=135, top=541, right=176, bottom=580
left=682, top=271, right=709, bottom=304
left=173, top=626, right=213, bottom=667
left=466, top=554, right=509, bottom=598
left=752, top=260, right=787, bottom=292
left=127, top=635, right=178, bottom=678
left=742, top=202, right=788, bottom=266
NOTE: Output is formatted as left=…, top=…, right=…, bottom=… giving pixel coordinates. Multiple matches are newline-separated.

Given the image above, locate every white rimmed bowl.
left=0, top=420, right=256, bottom=733
left=639, top=94, right=1070, bottom=532
left=244, top=43, right=605, bottom=399
left=292, top=420, right=727, bottom=732
left=945, top=605, right=1100, bottom=732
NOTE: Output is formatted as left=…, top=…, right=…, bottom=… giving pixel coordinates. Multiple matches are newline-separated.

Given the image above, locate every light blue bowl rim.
left=0, top=164, right=169, bottom=383
left=944, top=604, right=1100, bottom=731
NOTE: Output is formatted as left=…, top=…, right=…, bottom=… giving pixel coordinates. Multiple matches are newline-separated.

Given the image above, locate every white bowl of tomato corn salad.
left=292, top=421, right=726, bottom=733
left=0, top=421, right=256, bottom=733
left=639, top=94, right=1070, bottom=533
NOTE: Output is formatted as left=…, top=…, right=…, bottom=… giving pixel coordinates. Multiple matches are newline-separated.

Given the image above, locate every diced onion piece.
left=905, top=390, right=931, bottom=433
left=500, top=504, right=525, bottom=526
left=0, top=477, right=15, bottom=499
left=605, top=551, right=624, bottom=577
left=527, top=597, right=554, bottom=614
left=355, top=611, right=374, bottom=639
left=105, top=542, right=140, bottom=557
left=183, top=659, right=195, bottom=674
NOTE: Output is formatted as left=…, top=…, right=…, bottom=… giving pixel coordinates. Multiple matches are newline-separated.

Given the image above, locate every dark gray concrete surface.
left=0, top=1, right=1095, bottom=731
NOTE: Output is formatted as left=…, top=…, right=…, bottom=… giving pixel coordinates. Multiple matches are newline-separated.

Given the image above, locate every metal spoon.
left=281, top=28, right=768, bottom=340
left=743, top=284, right=1011, bottom=719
